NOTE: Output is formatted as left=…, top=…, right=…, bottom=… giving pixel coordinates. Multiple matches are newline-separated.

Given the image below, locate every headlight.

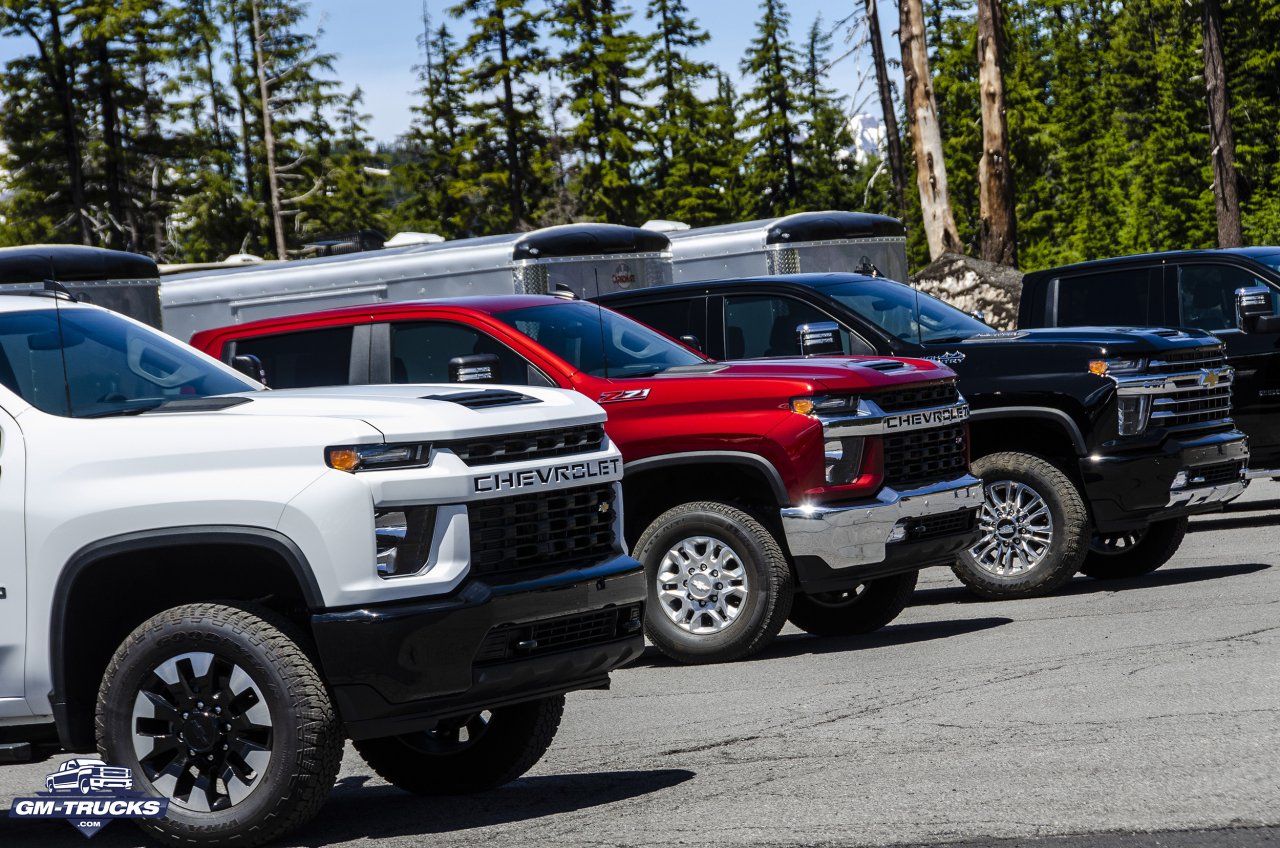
left=1088, top=357, right=1147, bottom=376
left=326, top=442, right=431, bottom=472
left=375, top=506, right=437, bottom=577
left=1117, top=395, right=1152, bottom=435
left=824, top=436, right=865, bottom=484
left=791, top=395, right=858, bottom=416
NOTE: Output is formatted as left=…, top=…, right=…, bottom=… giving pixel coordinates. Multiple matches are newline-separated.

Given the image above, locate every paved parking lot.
left=4, top=483, right=1279, bottom=848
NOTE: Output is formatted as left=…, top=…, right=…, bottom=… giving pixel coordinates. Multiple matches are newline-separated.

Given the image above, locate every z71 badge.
left=599, top=388, right=651, bottom=403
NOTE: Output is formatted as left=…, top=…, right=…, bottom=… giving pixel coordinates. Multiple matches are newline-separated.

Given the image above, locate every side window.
left=1055, top=269, right=1154, bottom=326
left=232, top=326, right=353, bottom=389
left=389, top=322, right=551, bottom=386
left=1176, top=264, right=1270, bottom=331
left=619, top=299, right=703, bottom=346
left=722, top=294, right=872, bottom=358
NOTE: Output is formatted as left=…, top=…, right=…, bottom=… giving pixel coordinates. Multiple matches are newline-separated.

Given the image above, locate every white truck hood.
left=214, top=383, right=604, bottom=442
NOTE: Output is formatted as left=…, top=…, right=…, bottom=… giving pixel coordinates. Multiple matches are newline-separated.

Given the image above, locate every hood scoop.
left=851, top=359, right=913, bottom=373
left=421, top=389, right=540, bottom=409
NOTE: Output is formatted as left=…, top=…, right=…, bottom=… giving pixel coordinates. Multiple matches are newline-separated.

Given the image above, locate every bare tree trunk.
left=1202, top=0, right=1242, bottom=248
left=45, top=3, right=92, bottom=245
left=866, top=0, right=907, bottom=216
left=96, top=38, right=127, bottom=250
left=976, top=0, right=1017, bottom=266
left=250, top=0, right=288, bottom=259
left=898, top=0, right=960, bottom=259
left=496, top=23, right=524, bottom=230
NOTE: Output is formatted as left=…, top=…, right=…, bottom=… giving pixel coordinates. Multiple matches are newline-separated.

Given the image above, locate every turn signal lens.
left=326, top=448, right=361, bottom=472
left=1088, top=360, right=1109, bottom=376
left=326, top=443, right=431, bottom=473
left=791, top=397, right=816, bottom=415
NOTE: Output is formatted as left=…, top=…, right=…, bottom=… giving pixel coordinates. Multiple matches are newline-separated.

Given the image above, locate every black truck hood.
left=940, top=325, right=1221, bottom=357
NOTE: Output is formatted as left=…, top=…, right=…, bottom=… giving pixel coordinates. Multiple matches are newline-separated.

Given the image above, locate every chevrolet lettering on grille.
left=473, top=457, right=622, bottom=493
left=884, top=404, right=971, bottom=430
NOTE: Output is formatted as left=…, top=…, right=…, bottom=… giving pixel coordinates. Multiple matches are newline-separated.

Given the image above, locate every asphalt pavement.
left=3, top=482, right=1278, bottom=848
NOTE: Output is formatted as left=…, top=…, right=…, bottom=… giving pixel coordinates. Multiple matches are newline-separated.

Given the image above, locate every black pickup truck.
left=599, top=273, right=1250, bottom=599
left=1020, top=248, right=1280, bottom=478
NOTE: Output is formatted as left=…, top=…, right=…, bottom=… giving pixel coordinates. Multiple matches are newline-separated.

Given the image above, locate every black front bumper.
left=1081, top=428, right=1249, bottom=532
left=311, top=555, right=645, bottom=740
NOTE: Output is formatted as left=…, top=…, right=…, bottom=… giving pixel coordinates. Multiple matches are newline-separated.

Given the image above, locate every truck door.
left=1171, top=262, right=1280, bottom=470
left=0, top=399, right=28, bottom=717
left=718, top=293, right=877, bottom=359
left=379, top=320, right=556, bottom=388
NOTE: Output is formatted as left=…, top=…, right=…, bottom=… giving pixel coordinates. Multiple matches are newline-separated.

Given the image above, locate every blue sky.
left=0, top=1, right=899, bottom=144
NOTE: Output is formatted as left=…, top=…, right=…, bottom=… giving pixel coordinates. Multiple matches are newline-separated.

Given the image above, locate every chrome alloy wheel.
left=656, top=536, right=750, bottom=635
left=131, top=651, right=273, bottom=812
left=969, top=480, right=1055, bottom=576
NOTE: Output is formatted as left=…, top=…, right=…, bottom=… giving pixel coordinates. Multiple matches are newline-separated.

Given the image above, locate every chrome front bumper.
left=1167, top=479, right=1247, bottom=508
left=780, top=475, right=984, bottom=569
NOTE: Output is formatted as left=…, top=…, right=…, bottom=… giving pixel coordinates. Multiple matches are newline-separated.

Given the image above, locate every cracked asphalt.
left=3, top=483, right=1278, bottom=848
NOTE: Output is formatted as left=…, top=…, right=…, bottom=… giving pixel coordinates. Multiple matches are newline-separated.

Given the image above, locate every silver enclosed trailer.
left=0, top=245, right=162, bottom=327
left=160, top=223, right=672, bottom=342
left=651, top=210, right=909, bottom=285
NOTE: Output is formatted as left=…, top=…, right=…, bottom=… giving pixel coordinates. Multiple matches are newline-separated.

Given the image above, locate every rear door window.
left=1175, top=263, right=1272, bottom=331
left=232, top=326, right=354, bottom=388
left=722, top=294, right=873, bottom=358
left=388, top=321, right=551, bottom=386
left=615, top=298, right=706, bottom=349
left=1053, top=268, right=1156, bottom=327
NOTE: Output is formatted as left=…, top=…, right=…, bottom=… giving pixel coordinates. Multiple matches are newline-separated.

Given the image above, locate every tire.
left=79, top=776, right=91, bottom=795
left=1080, top=517, right=1188, bottom=579
left=96, top=603, right=344, bottom=848
left=787, top=570, right=918, bottom=637
left=353, top=695, right=564, bottom=795
left=952, top=452, right=1090, bottom=600
left=633, top=501, right=793, bottom=664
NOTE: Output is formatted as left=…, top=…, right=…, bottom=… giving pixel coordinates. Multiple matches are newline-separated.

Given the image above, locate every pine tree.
left=550, top=0, right=648, bottom=224
left=740, top=0, right=803, bottom=218
left=296, top=87, right=390, bottom=240
left=796, top=15, right=859, bottom=212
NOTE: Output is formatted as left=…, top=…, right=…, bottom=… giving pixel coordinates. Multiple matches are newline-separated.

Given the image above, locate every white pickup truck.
left=0, top=269, right=644, bottom=846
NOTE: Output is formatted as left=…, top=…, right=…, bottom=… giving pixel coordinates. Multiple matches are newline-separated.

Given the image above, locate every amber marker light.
left=326, top=448, right=361, bottom=472
left=1088, top=360, right=1109, bottom=376
left=790, top=397, right=816, bottom=416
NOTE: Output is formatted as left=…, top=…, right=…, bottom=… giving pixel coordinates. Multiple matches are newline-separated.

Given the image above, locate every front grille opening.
left=1189, top=461, right=1244, bottom=488
left=469, top=483, right=618, bottom=578
left=439, top=423, right=606, bottom=467
left=870, top=381, right=960, bottom=413
left=884, top=424, right=968, bottom=490
left=475, top=604, right=642, bottom=665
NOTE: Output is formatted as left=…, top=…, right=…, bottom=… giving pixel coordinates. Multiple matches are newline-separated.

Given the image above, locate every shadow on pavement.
left=911, top=562, right=1272, bottom=606
left=296, top=768, right=696, bottom=844
left=629, top=616, right=1013, bottom=668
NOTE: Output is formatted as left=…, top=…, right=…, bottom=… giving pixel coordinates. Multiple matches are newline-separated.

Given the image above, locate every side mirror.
left=232, top=354, right=267, bottom=385
left=679, top=334, right=702, bottom=352
left=449, top=353, right=500, bottom=383
left=1236, top=285, right=1280, bottom=333
left=797, top=321, right=843, bottom=356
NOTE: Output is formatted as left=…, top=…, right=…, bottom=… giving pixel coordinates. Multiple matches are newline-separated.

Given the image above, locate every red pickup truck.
left=191, top=296, right=982, bottom=664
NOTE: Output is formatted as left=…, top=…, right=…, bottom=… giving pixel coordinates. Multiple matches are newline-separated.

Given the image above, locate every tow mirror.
left=1235, top=286, right=1280, bottom=333
left=797, top=321, right=842, bottom=356
left=679, top=334, right=702, bottom=352
left=232, top=354, right=267, bottom=385
left=449, top=353, right=500, bottom=383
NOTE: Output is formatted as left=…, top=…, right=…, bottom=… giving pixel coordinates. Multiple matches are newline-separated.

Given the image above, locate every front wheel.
left=353, top=695, right=564, bottom=795
left=96, top=603, right=344, bottom=848
left=1080, top=517, right=1188, bottom=579
left=952, top=452, right=1090, bottom=599
left=634, top=501, right=793, bottom=664
left=787, top=571, right=919, bottom=637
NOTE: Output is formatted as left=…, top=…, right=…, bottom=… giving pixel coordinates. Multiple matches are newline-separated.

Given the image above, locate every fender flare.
left=624, top=451, right=790, bottom=504
left=968, top=406, right=1088, bottom=456
left=49, top=526, right=319, bottom=751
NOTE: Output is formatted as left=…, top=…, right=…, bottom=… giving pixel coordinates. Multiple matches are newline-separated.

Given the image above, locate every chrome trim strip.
left=1113, top=367, right=1234, bottom=396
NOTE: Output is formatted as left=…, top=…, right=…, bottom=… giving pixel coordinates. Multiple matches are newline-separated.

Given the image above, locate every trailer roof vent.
left=421, top=389, right=540, bottom=409
left=385, top=231, right=447, bottom=247
left=642, top=219, right=691, bottom=233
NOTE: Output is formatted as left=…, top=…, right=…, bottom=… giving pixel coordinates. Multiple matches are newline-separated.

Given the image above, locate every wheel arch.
left=969, top=407, right=1088, bottom=465
left=50, top=526, right=321, bottom=752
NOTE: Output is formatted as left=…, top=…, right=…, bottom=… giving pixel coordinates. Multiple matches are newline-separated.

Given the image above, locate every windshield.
left=824, top=279, right=994, bottom=344
left=492, top=300, right=707, bottom=378
left=0, top=307, right=255, bottom=417
left=1252, top=252, right=1280, bottom=275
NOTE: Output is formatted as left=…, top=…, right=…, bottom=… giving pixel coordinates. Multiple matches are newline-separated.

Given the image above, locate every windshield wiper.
left=79, top=399, right=166, bottom=418
left=926, top=335, right=976, bottom=344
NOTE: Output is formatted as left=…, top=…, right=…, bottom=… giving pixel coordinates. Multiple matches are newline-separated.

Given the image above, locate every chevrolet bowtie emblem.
left=598, top=500, right=612, bottom=514
left=1201, top=369, right=1221, bottom=388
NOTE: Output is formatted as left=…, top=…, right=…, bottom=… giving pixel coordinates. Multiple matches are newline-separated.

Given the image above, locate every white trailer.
left=160, top=224, right=672, bottom=342
left=648, top=210, right=909, bottom=285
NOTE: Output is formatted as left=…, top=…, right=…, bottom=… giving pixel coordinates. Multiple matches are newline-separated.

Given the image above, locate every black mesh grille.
left=869, top=382, right=960, bottom=413
left=904, top=508, right=978, bottom=542
left=469, top=483, right=618, bottom=577
left=474, top=604, right=642, bottom=665
left=1193, top=461, right=1244, bottom=488
left=1150, top=386, right=1232, bottom=429
left=1146, top=346, right=1227, bottom=374
left=884, top=425, right=968, bottom=490
left=441, top=424, right=606, bottom=467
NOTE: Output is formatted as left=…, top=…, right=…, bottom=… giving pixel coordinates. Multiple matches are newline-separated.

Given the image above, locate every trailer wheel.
left=952, top=452, right=1089, bottom=599
left=1080, top=517, right=1188, bottom=579
left=353, top=695, right=564, bottom=795
left=96, top=603, right=343, bottom=848
left=787, top=571, right=918, bottom=636
left=634, top=501, right=793, bottom=664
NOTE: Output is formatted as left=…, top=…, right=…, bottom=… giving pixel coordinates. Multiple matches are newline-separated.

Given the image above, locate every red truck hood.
left=656, top=356, right=956, bottom=391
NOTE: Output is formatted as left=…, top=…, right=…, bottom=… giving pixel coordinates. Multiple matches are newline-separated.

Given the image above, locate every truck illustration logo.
left=10, top=758, right=168, bottom=838
left=925, top=351, right=966, bottom=365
